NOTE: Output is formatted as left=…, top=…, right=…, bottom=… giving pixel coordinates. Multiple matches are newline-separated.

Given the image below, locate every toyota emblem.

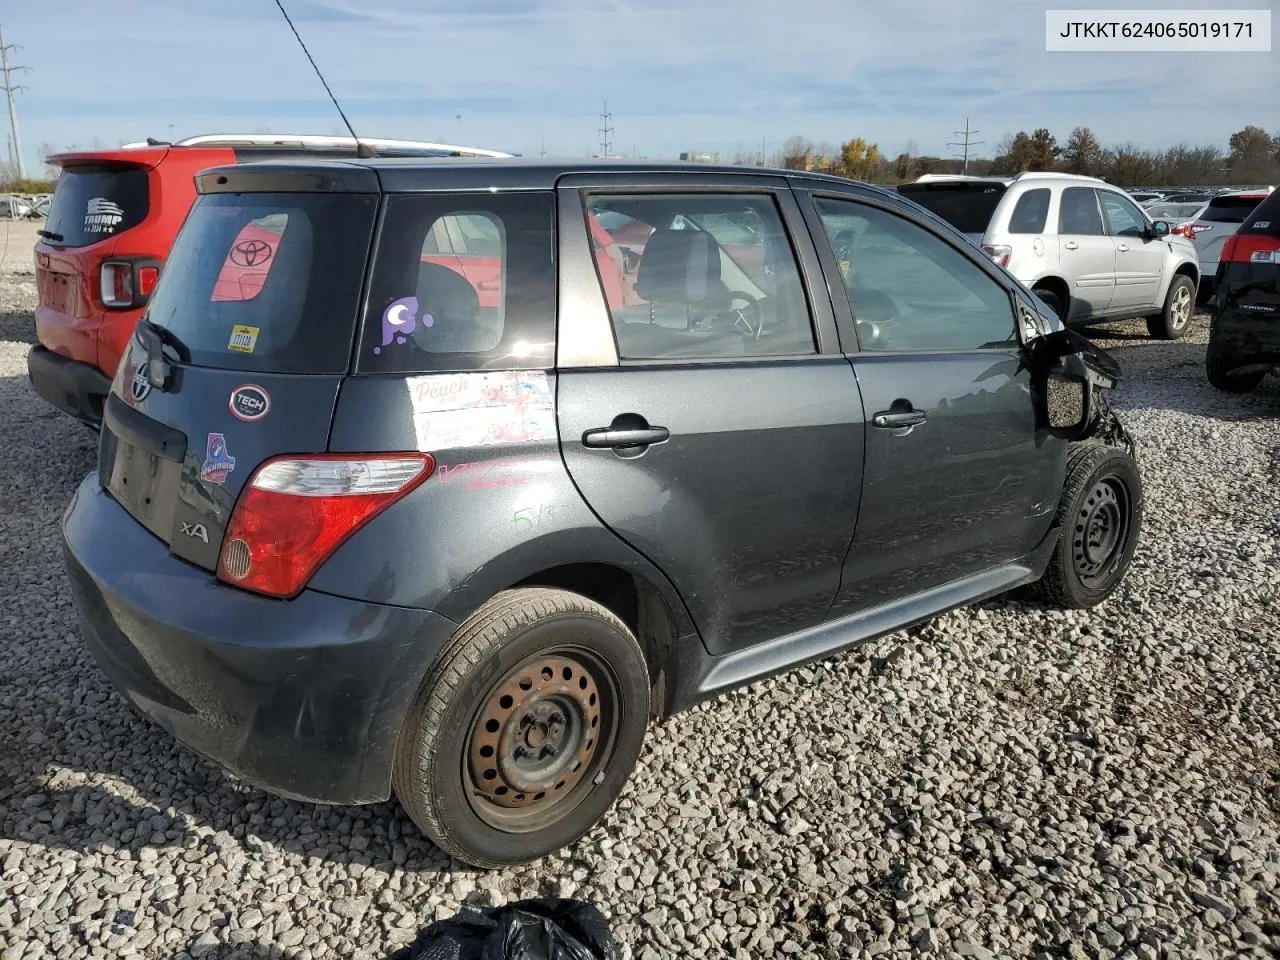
left=130, top=365, right=152, bottom=403
left=230, top=239, right=274, bottom=267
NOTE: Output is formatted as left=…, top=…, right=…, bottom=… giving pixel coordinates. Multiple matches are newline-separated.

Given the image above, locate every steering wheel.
left=850, top=287, right=901, bottom=349
left=724, top=292, right=764, bottom=339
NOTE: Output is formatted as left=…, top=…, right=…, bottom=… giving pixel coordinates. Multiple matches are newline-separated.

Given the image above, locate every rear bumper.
left=1210, top=306, right=1280, bottom=360
left=27, top=346, right=112, bottom=427
left=62, top=475, right=458, bottom=805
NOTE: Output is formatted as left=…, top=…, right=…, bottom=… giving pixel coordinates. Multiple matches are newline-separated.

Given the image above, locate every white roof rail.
left=1012, top=171, right=1107, bottom=183
left=121, top=134, right=511, bottom=158
left=914, top=173, right=984, bottom=182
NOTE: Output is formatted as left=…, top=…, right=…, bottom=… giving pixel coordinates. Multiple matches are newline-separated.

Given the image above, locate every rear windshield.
left=896, top=183, right=1007, bottom=234
left=44, top=163, right=150, bottom=247
left=1200, top=195, right=1266, bottom=224
left=357, top=191, right=556, bottom=374
left=146, top=191, right=377, bottom=373
left=1242, top=193, right=1280, bottom=238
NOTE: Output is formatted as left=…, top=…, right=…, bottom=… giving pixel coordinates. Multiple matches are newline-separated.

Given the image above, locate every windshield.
left=896, top=182, right=1007, bottom=234
left=146, top=191, right=377, bottom=373
left=43, top=163, right=150, bottom=247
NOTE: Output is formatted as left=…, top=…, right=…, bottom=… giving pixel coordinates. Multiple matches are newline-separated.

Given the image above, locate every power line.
left=947, top=117, right=984, bottom=174
left=598, top=100, right=613, bottom=158
left=0, top=26, right=30, bottom=179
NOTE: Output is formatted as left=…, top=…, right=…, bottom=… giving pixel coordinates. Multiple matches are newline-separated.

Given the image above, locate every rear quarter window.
left=44, top=164, right=150, bottom=247
left=145, top=192, right=377, bottom=373
left=1006, top=188, right=1050, bottom=234
left=357, top=192, right=555, bottom=374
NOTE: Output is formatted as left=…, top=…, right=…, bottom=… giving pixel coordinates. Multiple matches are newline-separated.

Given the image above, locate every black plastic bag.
left=386, top=897, right=620, bottom=960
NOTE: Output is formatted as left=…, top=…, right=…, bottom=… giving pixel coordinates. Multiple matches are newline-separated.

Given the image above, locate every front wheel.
left=1146, top=275, right=1195, bottom=340
left=393, top=587, right=651, bottom=868
left=1036, top=444, right=1143, bottom=609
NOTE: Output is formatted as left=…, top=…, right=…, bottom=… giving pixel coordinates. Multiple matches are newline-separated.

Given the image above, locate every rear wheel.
left=1206, top=344, right=1266, bottom=393
left=1146, top=275, right=1195, bottom=339
left=393, top=587, right=650, bottom=868
left=1032, top=286, right=1066, bottom=322
left=1036, top=444, right=1142, bottom=609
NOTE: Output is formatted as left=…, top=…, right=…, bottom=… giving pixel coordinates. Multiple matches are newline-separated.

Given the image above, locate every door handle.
left=1063, top=241, right=1080, bottom=250
left=872, top=410, right=927, bottom=429
left=1117, top=243, right=1130, bottom=253
left=582, top=426, right=670, bottom=448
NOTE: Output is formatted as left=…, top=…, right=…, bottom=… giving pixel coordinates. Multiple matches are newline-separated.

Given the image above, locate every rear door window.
left=145, top=191, right=377, bottom=373
left=1007, top=188, right=1050, bottom=234
left=1201, top=195, right=1267, bottom=224
left=44, top=163, right=150, bottom=247
left=896, top=182, right=1007, bottom=234
left=1058, top=188, right=1104, bottom=236
left=357, top=192, right=555, bottom=373
left=1242, top=193, right=1280, bottom=237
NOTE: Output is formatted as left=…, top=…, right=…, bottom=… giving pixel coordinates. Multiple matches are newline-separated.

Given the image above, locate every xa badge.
left=180, top=521, right=209, bottom=544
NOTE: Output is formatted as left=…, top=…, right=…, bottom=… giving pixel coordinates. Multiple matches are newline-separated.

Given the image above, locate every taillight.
left=100, top=261, right=133, bottom=307
left=1221, top=232, right=1280, bottom=264
left=983, top=244, right=1012, bottom=268
left=137, top=265, right=159, bottom=297
left=218, top=454, right=436, bottom=598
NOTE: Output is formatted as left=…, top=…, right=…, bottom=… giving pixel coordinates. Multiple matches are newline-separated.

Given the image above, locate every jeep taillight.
left=100, top=259, right=162, bottom=309
left=218, top=454, right=435, bottom=598
left=1221, top=233, right=1280, bottom=264
left=100, top=261, right=133, bottom=308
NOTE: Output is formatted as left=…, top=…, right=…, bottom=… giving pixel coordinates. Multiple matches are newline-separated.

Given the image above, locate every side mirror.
left=1151, top=220, right=1170, bottom=238
left=1021, top=329, right=1122, bottom=442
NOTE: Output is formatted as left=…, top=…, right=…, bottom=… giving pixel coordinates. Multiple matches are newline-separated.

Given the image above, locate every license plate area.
left=106, top=438, right=180, bottom=542
left=38, top=269, right=75, bottom=314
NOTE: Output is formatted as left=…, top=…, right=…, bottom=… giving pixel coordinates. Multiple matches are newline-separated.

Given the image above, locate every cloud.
left=9, top=0, right=1277, bottom=168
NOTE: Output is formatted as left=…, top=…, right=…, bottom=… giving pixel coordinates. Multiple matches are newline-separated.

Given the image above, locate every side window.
left=1007, top=188, right=1050, bottom=234
left=1099, top=192, right=1148, bottom=238
left=1059, top=188, right=1105, bottom=236
left=585, top=193, right=815, bottom=361
left=358, top=192, right=555, bottom=373
left=814, top=197, right=1017, bottom=352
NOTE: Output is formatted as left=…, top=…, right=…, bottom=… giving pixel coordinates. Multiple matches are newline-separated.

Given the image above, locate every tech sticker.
left=227, top=324, right=260, bottom=354
left=229, top=384, right=271, bottom=422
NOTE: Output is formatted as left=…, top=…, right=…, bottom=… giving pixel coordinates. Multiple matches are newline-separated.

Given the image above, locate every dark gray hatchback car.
left=62, top=158, right=1142, bottom=867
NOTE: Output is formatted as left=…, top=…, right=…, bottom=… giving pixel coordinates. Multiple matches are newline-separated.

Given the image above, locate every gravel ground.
left=0, top=237, right=1278, bottom=959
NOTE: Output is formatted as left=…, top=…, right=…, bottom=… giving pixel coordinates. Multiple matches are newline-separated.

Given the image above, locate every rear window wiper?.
left=134, top=318, right=190, bottom=390
left=37, top=229, right=63, bottom=242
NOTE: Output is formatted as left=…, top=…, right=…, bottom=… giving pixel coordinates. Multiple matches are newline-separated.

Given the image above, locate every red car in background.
left=29, top=134, right=512, bottom=428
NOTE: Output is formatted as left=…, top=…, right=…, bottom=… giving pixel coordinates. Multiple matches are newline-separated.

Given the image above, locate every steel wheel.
left=464, top=648, right=618, bottom=833
left=1072, top=476, right=1131, bottom=588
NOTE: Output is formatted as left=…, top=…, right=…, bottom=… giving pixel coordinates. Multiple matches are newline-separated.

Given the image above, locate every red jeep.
left=29, top=134, right=515, bottom=428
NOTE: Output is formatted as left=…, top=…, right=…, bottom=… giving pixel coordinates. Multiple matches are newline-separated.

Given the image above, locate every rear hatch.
left=1217, top=192, right=1280, bottom=328
left=99, top=166, right=379, bottom=572
left=36, top=159, right=154, bottom=325
left=1190, top=193, right=1270, bottom=266
left=896, top=180, right=1008, bottom=245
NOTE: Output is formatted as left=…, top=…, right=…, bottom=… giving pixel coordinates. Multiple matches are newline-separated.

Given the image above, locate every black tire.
left=1032, top=286, right=1066, bottom=322
left=1206, top=344, right=1265, bottom=393
left=1036, top=444, right=1143, bottom=609
left=393, top=587, right=650, bottom=868
left=1146, top=274, right=1195, bottom=340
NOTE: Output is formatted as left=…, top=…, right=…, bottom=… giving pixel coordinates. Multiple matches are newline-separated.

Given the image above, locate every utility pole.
left=0, top=26, right=30, bottom=179
left=538, top=137, right=546, bottom=157
left=947, top=117, right=983, bottom=175
left=598, top=100, right=613, bottom=158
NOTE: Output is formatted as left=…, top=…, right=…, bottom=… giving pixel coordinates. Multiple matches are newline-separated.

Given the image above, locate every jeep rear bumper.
left=27, top=345, right=113, bottom=428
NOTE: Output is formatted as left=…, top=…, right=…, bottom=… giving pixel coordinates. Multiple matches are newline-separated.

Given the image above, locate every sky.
left=3, top=0, right=1278, bottom=175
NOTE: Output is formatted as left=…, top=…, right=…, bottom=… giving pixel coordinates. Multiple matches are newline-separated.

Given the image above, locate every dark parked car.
left=62, top=158, right=1143, bottom=868
left=1206, top=189, right=1280, bottom=392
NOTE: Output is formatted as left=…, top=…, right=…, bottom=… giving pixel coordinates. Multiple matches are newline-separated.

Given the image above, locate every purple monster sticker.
left=374, top=296, right=433, bottom=355
left=200, top=433, right=236, bottom=485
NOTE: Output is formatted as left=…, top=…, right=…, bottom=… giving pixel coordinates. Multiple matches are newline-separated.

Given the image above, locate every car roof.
left=194, top=155, right=908, bottom=200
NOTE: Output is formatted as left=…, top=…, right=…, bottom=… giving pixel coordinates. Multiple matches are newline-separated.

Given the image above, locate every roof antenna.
left=272, top=0, right=375, bottom=158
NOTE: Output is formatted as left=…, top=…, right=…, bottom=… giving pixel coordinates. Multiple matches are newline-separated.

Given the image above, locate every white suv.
left=898, top=173, right=1202, bottom=339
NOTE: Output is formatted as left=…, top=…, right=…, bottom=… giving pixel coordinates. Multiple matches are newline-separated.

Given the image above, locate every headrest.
left=634, top=229, right=721, bottom=305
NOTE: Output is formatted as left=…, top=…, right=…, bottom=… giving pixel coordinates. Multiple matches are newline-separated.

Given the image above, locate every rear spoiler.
left=46, top=148, right=169, bottom=170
